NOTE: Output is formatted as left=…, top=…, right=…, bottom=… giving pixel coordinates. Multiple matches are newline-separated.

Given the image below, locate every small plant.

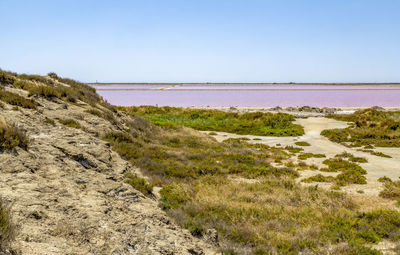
left=125, top=173, right=153, bottom=197
left=295, top=141, right=311, bottom=146
left=335, top=152, right=368, bottom=163
left=301, top=174, right=335, bottom=183
left=0, top=121, right=29, bottom=150
left=284, top=145, right=303, bottom=153
left=59, top=119, right=81, bottom=129
left=378, top=176, right=392, bottom=183
left=298, top=153, right=326, bottom=160
left=208, top=131, right=217, bottom=135
left=379, top=180, right=400, bottom=201
left=44, top=117, right=56, bottom=126
left=0, top=199, right=15, bottom=250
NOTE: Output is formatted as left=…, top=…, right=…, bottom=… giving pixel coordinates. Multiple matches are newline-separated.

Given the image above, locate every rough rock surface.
left=0, top=89, right=217, bottom=254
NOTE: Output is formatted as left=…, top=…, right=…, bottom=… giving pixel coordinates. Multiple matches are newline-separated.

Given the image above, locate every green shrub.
left=284, top=145, right=304, bottom=153
left=294, top=141, right=310, bottom=146
left=0, top=122, right=29, bottom=150
left=59, top=119, right=81, bottom=129
left=0, top=199, right=15, bottom=250
left=380, top=180, right=400, bottom=201
left=44, top=117, right=56, bottom=126
left=335, top=152, right=368, bottom=163
left=301, top=174, right=335, bottom=183
left=119, top=106, right=304, bottom=136
left=84, top=108, right=117, bottom=124
left=0, top=88, right=37, bottom=109
left=298, top=153, right=326, bottom=160
left=124, top=173, right=153, bottom=197
left=0, top=70, right=16, bottom=85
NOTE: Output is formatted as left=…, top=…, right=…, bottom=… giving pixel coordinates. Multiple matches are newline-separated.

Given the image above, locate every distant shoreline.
left=88, top=82, right=400, bottom=86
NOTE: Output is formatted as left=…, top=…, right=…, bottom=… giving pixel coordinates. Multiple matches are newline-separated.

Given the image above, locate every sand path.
left=206, top=117, right=400, bottom=198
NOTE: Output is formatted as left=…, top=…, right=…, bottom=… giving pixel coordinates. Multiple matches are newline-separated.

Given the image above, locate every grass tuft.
left=0, top=121, right=29, bottom=150
left=59, top=119, right=81, bottom=129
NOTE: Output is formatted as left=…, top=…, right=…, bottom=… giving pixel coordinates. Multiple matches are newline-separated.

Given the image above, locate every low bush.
left=284, top=145, right=304, bottom=153
left=301, top=174, right=335, bottom=183
left=0, top=121, right=29, bottom=150
left=379, top=180, right=400, bottom=201
left=0, top=88, right=37, bottom=109
left=294, top=141, right=310, bottom=146
left=84, top=108, right=117, bottom=124
left=0, top=199, right=15, bottom=250
left=44, top=117, right=56, bottom=126
left=59, top=119, right=81, bottom=129
left=124, top=173, right=153, bottom=197
left=298, top=153, right=326, bottom=160
left=335, top=152, right=368, bottom=163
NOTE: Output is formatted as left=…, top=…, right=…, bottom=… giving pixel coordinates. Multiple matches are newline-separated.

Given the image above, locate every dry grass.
left=0, top=199, right=15, bottom=251
left=0, top=119, right=29, bottom=150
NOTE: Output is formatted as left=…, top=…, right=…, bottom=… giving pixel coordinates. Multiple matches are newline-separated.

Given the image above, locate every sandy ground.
left=204, top=117, right=400, bottom=210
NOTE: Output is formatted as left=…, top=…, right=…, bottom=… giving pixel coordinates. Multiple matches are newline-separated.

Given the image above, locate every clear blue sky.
left=1, top=0, right=399, bottom=83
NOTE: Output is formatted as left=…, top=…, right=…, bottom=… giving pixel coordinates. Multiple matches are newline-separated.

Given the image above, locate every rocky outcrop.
left=0, top=87, right=216, bottom=254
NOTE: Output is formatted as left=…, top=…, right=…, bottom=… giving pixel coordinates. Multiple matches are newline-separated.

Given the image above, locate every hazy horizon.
left=1, top=0, right=400, bottom=83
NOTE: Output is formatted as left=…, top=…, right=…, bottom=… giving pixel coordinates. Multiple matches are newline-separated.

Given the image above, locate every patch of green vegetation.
left=298, top=153, right=326, bottom=160
left=320, top=158, right=367, bottom=186
left=119, top=106, right=305, bottom=136
left=284, top=145, right=304, bottom=153
left=124, top=173, right=153, bottom=197
left=335, top=152, right=368, bottom=163
left=59, top=119, right=81, bottom=129
left=378, top=176, right=392, bottom=183
left=44, top=117, right=56, bottom=126
left=301, top=174, right=335, bottom=183
left=294, top=141, right=310, bottom=146
left=0, top=88, right=37, bottom=109
left=323, top=109, right=400, bottom=147
left=103, top=117, right=400, bottom=254
left=0, top=121, right=29, bottom=150
left=84, top=108, right=117, bottom=124
left=379, top=180, right=400, bottom=201
left=0, top=199, right=15, bottom=251
left=0, top=69, right=115, bottom=111
left=358, top=149, right=392, bottom=158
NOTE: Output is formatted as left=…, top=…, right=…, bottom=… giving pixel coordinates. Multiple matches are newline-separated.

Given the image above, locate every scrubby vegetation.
left=119, top=106, right=304, bottom=136
left=0, top=87, right=37, bottom=109
left=102, top=116, right=400, bottom=254
left=1, top=69, right=115, bottom=112
left=303, top=154, right=367, bottom=187
left=84, top=108, right=117, bottom=124
left=59, top=119, right=81, bottom=129
left=294, top=141, right=310, bottom=146
left=0, top=199, right=15, bottom=251
left=323, top=109, right=400, bottom=147
left=379, top=177, right=400, bottom=203
left=124, top=173, right=153, bottom=197
left=0, top=121, right=29, bottom=150
left=298, top=152, right=326, bottom=160
left=335, top=152, right=368, bottom=163
left=357, top=149, right=392, bottom=158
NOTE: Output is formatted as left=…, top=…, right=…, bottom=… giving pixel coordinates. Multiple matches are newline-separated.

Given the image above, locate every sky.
left=0, top=0, right=399, bottom=83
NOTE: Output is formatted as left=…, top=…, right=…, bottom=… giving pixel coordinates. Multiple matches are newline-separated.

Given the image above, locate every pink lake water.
left=93, top=84, right=400, bottom=107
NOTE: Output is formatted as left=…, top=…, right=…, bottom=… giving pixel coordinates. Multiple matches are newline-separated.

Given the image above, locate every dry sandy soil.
left=206, top=117, right=400, bottom=211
